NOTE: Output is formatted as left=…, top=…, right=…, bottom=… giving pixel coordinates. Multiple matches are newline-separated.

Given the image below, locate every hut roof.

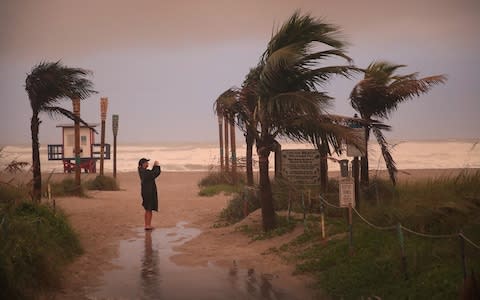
left=56, top=123, right=99, bottom=128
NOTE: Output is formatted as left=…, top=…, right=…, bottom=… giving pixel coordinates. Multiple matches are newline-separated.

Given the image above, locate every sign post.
left=100, top=97, right=108, bottom=176
left=112, top=114, right=119, bottom=178
left=347, top=123, right=365, bottom=210
left=72, top=98, right=81, bottom=186
left=339, top=179, right=355, bottom=208
left=339, top=178, right=355, bottom=254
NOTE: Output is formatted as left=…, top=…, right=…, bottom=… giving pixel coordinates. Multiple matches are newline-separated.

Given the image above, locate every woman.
left=138, top=158, right=161, bottom=230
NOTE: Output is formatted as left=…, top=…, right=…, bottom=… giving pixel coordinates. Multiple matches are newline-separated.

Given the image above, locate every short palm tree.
left=350, top=61, right=447, bottom=185
left=237, top=65, right=262, bottom=186
left=214, top=67, right=262, bottom=187
left=214, top=87, right=241, bottom=174
left=25, top=61, right=96, bottom=202
left=252, top=11, right=356, bottom=230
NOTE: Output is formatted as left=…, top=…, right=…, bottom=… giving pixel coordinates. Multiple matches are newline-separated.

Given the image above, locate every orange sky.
left=1, top=0, right=479, bottom=144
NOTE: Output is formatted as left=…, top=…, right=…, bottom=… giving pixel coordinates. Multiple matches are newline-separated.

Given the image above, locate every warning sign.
left=281, top=149, right=320, bottom=185
left=339, top=179, right=355, bottom=207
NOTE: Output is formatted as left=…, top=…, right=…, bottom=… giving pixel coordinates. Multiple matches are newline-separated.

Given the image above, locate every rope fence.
left=317, top=194, right=477, bottom=243
left=289, top=191, right=480, bottom=284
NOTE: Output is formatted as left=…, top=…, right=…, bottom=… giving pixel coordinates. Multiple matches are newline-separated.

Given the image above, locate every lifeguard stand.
left=47, top=123, right=111, bottom=173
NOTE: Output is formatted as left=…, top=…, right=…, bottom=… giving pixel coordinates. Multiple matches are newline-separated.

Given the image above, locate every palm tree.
left=25, top=61, right=96, bottom=202
left=349, top=61, right=447, bottom=185
left=252, top=11, right=356, bottom=231
left=214, top=70, right=261, bottom=187
left=236, top=65, right=262, bottom=186
left=214, top=87, right=240, bottom=175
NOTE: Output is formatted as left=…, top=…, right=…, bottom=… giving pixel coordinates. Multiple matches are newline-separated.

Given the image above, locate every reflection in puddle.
left=87, top=222, right=309, bottom=300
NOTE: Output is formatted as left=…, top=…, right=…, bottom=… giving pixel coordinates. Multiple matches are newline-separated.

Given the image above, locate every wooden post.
left=397, top=223, right=408, bottom=280
left=320, top=201, right=326, bottom=240
left=230, top=118, right=237, bottom=183
left=100, top=97, right=108, bottom=176
left=348, top=203, right=353, bottom=254
left=217, top=113, right=224, bottom=171
left=459, top=232, right=467, bottom=280
left=352, top=157, right=360, bottom=210
left=308, top=189, right=311, bottom=212
left=112, top=114, right=119, bottom=178
left=243, top=187, right=249, bottom=217
left=302, top=191, right=306, bottom=226
left=72, top=98, right=81, bottom=187
left=274, top=142, right=282, bottom=179
left=287, top=192, right=291, bottom=221
left=224, top=116, right=229, bottom=172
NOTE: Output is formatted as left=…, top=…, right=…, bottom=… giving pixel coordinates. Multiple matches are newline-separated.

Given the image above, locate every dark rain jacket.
left=138, top=165, right=161, bottom=211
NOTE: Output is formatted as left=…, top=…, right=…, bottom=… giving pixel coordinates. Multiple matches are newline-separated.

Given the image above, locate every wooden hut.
left=47, top=123, right=110, bottom=173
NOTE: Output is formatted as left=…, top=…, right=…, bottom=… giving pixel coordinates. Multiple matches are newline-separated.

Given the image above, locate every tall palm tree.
left=350, top=61, right=447, bottom=185
left=252, top=11, right=356, bottom=231
left=25, top=61, right=96, bottom=202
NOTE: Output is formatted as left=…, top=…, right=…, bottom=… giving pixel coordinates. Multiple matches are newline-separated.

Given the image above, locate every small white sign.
left=339, top=179, right=355, bottom=207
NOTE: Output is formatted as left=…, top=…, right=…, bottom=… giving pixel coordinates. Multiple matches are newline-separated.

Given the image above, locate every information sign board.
left=281, top=149, right=320, bottom=185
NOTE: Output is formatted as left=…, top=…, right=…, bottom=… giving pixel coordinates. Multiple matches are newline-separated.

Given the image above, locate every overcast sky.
left=1, top=0, right=479, bottom=145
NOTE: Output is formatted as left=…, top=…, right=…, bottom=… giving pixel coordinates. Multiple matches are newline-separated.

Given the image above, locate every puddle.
left=86, top=222, right=310, bottom=300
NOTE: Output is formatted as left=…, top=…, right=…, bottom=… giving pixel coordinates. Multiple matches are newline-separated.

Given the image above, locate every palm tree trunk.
left=230, top=119, right=237, bottom=183
left=224, top=116, right=229, bottom=172
left=319, top=143, right=328, bottom=193
left=31, top=112, right=42, bottom=202
left=360, top=126, right=370, bottom=186
left=245, top=129, right=254, bottom=186
left=217, top=115, right=224, bottom=171
left=257, top=141, right=276, bottom=231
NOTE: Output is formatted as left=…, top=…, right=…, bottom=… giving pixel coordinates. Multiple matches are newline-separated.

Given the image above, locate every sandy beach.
left=47, top=168, right=475, bottom=299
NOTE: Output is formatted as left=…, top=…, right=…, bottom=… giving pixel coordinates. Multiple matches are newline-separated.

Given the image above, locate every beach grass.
left=85, top=175, right=120, bottom=191
left=197, top=171, right=245, bottom=196
left=45, top=177, right=87, bottom=197
left=276, top=170, right=480, bottom=298
left=0, top=196, right=83, bottom=299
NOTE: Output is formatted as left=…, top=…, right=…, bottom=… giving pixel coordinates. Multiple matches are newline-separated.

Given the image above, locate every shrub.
left=218, top=187, right=261, bottom=224
left=0, top=183, right=29, bottom=205
left=198, top=171, right=245, bottom=197
left=198, top=171, right=245, bottom=187
left=198, top=184, right=241, bottom=197
left=46, top=177, right=86, bottom=197
left=85, top=175, right=119, bottom=191
left=0, top=201, right=82, bottom=299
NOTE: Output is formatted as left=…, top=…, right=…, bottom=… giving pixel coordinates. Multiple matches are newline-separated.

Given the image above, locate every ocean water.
left=0, top=140, right=478, bottom=173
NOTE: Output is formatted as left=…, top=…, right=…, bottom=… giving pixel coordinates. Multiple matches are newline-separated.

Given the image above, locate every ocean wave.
left=0, top=140, right=478, bottom=173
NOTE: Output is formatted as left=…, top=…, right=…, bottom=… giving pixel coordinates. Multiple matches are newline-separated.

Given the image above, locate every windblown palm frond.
left=372, top=126, right=397, bottom=185
left=349, top=60, right=446, bottom=185
left=43, top=106, right=98, bottom=132
left=214, top=88, right=240, bottom=120
left=264, top=10, right=346, bottom=59
left=350, top=61, right=447, bottom=120
left=25, top=61, right=96, bottom=111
